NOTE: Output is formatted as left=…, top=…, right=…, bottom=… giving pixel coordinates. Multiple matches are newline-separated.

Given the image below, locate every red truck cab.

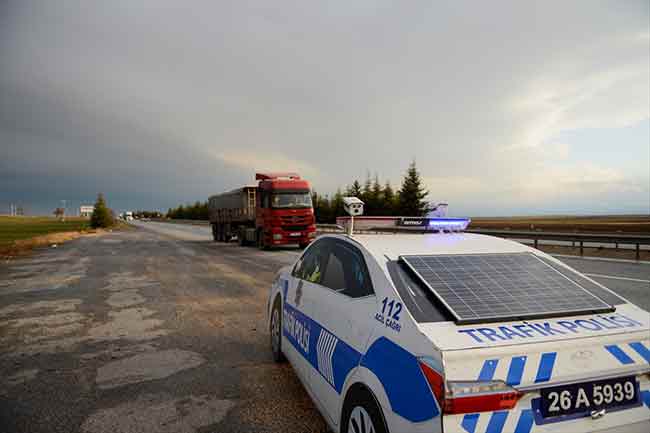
left=255, top=173, right=317, bottom=248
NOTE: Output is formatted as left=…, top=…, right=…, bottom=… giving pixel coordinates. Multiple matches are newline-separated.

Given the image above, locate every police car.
left=267, top=216, right=650, bottom=433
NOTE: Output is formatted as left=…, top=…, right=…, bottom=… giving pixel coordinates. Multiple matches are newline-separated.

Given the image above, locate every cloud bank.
left=1, top=1, right=648, bottom=215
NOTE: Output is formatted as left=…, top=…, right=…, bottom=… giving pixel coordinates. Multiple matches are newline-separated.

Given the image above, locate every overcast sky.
left=1, top=1, right=649, bottom=216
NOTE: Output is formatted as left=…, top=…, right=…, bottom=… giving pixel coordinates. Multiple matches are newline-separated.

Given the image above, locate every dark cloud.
left=1, top=1, right=648, bottom=215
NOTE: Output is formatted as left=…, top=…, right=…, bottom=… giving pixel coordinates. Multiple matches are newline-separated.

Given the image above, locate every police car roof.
left=331, top=232, right=531, bottom=263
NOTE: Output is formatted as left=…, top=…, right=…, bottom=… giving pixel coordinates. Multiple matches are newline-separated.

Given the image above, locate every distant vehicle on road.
left=208, top=172, right=316, bottom=249
left=124, top=211, right=133, bottom=221
left=268, top=228, right=650, bottom=433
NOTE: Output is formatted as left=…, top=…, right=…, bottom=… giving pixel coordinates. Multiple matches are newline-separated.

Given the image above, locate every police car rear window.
left=387, top=260, right=453, bottom=323
left=389, top=253, right=621, bottom=324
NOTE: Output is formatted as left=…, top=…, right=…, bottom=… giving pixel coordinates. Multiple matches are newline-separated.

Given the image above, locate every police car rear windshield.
left=387, top=253, right=623, bottom=324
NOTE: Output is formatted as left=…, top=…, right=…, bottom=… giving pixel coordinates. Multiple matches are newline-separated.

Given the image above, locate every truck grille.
left=280, top=215, right=310, bottom=225
left=283, top=225, right=307, bottom=232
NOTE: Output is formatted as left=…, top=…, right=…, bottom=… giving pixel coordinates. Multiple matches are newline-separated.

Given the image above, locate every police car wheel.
left=341, top=388, right=388, bottom=433
left=270, top=299, right=285, bottom=362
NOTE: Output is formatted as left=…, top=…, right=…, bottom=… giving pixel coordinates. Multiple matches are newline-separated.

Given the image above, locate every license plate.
left=540, top=376, right=638, bottom=418
left=289, top=232, right=301, bottom=237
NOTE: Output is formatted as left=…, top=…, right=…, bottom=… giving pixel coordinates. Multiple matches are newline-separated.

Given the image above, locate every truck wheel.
left=299, top=242, right=309, bottom=249
left=257, top=230, right=269, bottom=250
left=238, top=228, right=247, bottom=246
left=223, top=224, right=230, bottom=243
left=211, top=225, right=218, bottom=242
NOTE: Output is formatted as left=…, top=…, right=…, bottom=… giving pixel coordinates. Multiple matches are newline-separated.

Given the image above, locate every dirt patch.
left=95, top=349, right=205, bottom=389
left=208, top=262, right=264, bottom=288
left=80, top=342, right=159, bottom=362
left=100, top=272, right=159, bottom=292
left=2, top=256, right=90, bottom=295
left=81, top=393, right=235, bottom=433
left=2, top=368, right=39, bottom=390
left=0, top=299, right=82, bottom=318
left=0, top=230, right=104, bottom=259
left=87, top=307, right=167, bottom=341
left=106, top=289, right=146, bottom=308
left=0, top=311, right=88, bottom=347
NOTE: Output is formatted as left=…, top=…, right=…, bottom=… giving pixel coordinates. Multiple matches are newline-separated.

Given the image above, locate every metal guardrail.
left=315, top=225, right=650, bottom=260
left=147, top=219, right=649, bottom=260
left=466, top=229, right=650, bottom=260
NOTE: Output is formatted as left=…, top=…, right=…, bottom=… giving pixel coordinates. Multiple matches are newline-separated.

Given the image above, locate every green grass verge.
left=0, top=216, right=91, bottom=246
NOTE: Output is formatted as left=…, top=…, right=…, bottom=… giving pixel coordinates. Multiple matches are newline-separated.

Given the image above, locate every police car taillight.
left=443, top=380, right=522, bottom=414
left=418, top=358, right=445, bottom=406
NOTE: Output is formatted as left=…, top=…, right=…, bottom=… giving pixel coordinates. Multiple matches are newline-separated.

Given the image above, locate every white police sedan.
left=267, top=232, right=650, bottom=433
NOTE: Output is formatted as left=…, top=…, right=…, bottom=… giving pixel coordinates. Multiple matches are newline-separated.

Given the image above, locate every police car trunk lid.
left=417, top=303, right=650, bottom=431
left=419, top=303, right=649, bottom=382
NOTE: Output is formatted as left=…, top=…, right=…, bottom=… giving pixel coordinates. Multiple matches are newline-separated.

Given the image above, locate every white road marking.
left=584, top=273, right=650, bottom=284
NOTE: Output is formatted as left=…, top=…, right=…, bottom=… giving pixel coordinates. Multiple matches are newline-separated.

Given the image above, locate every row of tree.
left=166, top=201, right=209, bottom=220
left=165, top=161, right=431, bottom=223
left=132, top=210, right=164, bottom=219
left=312, top=161, right=429, bottom=223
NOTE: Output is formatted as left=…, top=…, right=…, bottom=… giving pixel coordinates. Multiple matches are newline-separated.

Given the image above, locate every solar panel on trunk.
left=399, top=253, right=614, bottom=324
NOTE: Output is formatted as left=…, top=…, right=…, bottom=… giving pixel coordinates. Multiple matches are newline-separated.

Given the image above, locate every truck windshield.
left=271, top=192, right=312, bottom=209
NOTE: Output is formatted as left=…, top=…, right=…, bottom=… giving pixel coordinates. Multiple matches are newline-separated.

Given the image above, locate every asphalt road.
left=1, top=221, right=648, bottom=433
left=0, top=223, right=326, bottom=433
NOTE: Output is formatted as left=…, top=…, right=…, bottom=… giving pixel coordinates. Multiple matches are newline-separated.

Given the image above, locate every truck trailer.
left=208, top=173, right=317, bottom=249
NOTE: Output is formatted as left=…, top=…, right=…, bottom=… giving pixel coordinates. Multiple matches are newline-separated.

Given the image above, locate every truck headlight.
left=308, top=231, right=316, bottom=238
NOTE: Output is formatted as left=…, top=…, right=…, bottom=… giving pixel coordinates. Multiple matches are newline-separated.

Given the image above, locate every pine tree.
left=371, top=175, right=383, bottom=215
left=346, top=180, right=362, bottom=198
left=362, top=173, right=372, bottom=202
left=90, top=193, right=114, bottom=228
left=397, top=161, right=429, bottom=216
left=331, top=189, right=345, bottom=220
left=383, top=181, right=395, bottom=215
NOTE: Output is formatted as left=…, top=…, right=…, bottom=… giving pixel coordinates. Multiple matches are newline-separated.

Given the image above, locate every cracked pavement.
left=0, top=226, right=327, bottom=433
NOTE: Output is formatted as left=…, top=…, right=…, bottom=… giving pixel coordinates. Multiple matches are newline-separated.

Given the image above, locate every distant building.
left=79, top=205, right=94, bottom=218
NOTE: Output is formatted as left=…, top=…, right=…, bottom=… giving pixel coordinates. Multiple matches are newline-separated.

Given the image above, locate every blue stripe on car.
left=534, top=352, right=556, bottom=383
left=282, top=302, right=439, bottom=422
left=506, top=356, right=527, bottom=386
left=513, top=409, right=534, bottom=433
left=605, top=344, right=635, bottom=364
left=485, top=411, right=508, bottom=433
left=478, top=359, right=499, bottom=381
left=629, top=342, right=649, bottom=363
left=461, top=413, right=479, bottom=433
left=361, top=336, right=439, bottom=422
left=642, top=390, right=650, bottom=408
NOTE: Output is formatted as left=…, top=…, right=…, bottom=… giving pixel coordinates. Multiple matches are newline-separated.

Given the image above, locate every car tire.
left=341, top=386, right=388, bottom=433
left=270, top=297, right=285, bottom=363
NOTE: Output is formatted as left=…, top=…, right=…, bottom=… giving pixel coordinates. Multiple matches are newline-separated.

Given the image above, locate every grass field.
left=0, top=216, right=91, bottom=246
left=470, top=215, right=650, bottom=234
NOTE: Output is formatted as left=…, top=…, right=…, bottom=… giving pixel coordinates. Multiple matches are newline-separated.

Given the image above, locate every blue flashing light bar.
left=397, top=217, right=471, bottom=231
left=427, top=218, right=471, bottom=231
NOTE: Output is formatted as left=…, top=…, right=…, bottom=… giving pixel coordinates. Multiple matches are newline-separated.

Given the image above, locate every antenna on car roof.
left=342, top=197, right=364, bottom=236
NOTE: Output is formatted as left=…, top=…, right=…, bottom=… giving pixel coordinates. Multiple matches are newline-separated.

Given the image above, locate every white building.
left=79, top=205, right=94, bottom=218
